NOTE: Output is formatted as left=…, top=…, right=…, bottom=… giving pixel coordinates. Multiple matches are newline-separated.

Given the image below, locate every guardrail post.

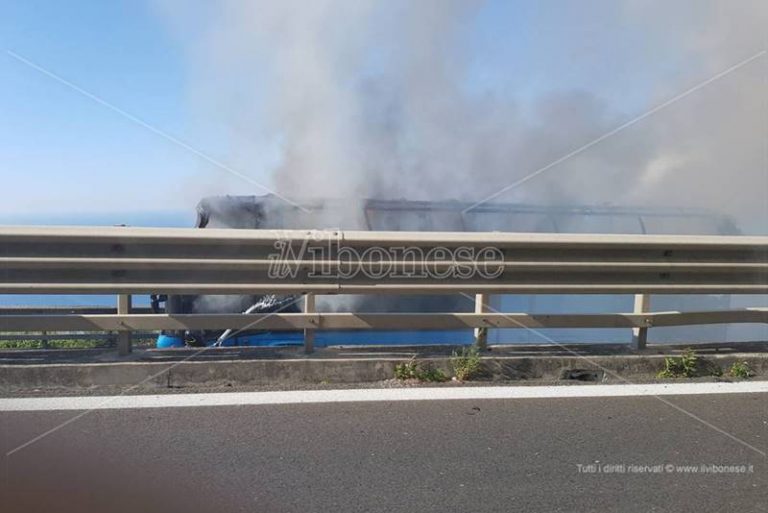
left=117, top=294, right=132, bottom=356
left=474, top=293, right=489, bottom=350
left=303, top=293, right=316, bottom=354
left=631, top=293, right=650, bottom=350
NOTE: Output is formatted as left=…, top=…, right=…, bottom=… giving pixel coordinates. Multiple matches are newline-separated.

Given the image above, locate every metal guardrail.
left=3, top=310, right=768, bottom=331
left=0, top=226, right=767, bottom=294
left=1, top=226, right=767, bottom=355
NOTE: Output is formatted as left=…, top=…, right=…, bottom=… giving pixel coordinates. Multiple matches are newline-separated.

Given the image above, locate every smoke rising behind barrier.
left=158, top=0, right=767, bottom=234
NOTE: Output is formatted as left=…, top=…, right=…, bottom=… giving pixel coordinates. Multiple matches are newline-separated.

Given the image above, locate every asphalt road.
left=1, top=391, right=766, bottom=512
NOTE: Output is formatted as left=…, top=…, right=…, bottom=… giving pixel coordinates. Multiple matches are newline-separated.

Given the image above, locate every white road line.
left=1, top=382, right=767, bottom=411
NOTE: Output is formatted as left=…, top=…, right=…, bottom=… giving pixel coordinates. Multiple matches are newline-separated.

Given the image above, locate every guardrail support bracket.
left=631, top=293, right=650, bottom=350
left=474, top=293, right=489, bottom=350
left=117, top=294, right=132, bottom=356
left=304, top=293, right=316, bottom=354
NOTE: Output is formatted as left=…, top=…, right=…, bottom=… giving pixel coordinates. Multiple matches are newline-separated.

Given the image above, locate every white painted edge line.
left=1, top=382, right=767, bottom=412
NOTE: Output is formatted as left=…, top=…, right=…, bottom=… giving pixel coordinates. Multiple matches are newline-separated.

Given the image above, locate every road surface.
left=1, top=385, right=766, bottom=512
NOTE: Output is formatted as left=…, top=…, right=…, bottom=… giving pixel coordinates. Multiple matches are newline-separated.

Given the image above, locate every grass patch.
left=0, top=335, right=156, bottom=350
left=658, top=348, right=700, bottom=378
left=727, top=361, right=754, bottom=379
left=450, top=346, right=482, bottom=381
left=0, top=339, right=100, bottom=349
left=657, top=348, right=723, bottom=378
left=394, top=358, right=448, bottom=382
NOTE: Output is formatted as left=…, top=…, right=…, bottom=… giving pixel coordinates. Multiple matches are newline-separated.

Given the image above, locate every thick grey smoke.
left=158, top=0, right=767, bottom=233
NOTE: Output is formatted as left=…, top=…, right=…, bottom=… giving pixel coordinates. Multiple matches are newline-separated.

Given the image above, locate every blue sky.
left=1, top=1, right=195, bottom=223
left=0, top=0, right=714, bottom=224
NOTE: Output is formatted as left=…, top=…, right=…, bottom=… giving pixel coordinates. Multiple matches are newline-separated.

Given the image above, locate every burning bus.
left=153, top=194, right=742, bottom=348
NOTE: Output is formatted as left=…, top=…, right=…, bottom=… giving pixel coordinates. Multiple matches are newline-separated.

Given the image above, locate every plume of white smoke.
left=156, top=0, right=767, bottom=233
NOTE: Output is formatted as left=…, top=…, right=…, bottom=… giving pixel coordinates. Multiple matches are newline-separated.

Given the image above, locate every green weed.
left=394, top=358, right=448, bottom=382
left=727, top=361, right=754, bottom=379
left=658, top=348, right=699, bottom=378
left=450, top=346, right=482, bottom=381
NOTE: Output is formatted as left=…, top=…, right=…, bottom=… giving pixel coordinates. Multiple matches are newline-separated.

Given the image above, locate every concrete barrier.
left=1, top=348, right=766, bottom=392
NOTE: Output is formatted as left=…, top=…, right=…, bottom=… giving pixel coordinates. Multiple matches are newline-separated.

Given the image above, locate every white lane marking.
left=1, top=382, right=767, bottom=412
